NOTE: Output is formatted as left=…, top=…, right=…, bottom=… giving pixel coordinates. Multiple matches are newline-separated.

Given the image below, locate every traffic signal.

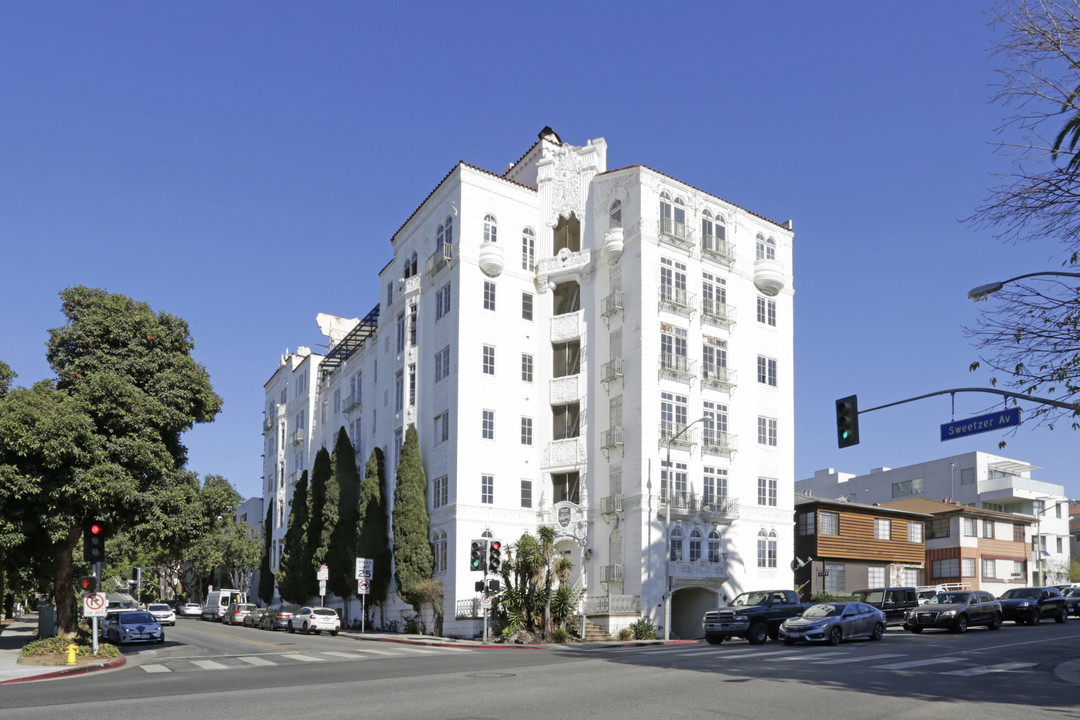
left=486, top=579, right=500, bottom=594
left=84, top=521, right=106, bottom=564
left=470, top=539, right=487, bottom=572
left=488, top=540, right=502, bottom=574
left=835, top=395, right=860, bottom=448
left=78, top=577, right=92, bottom=593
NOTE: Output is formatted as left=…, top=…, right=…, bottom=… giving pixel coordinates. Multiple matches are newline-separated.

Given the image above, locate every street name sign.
left=940, top=407, right=1020, bottom=441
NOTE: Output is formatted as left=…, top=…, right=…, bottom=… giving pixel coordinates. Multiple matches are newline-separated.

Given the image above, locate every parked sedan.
left=243, top=607, right=266, bottom=628
left=146, top=603, right=176, bottom=626
left=288, top=607, right=341, bottom=636
left=260, top=603, right=301, bottom=631
left=998, top=587, right=1068, bottom=625
left=176, top=602, right=202, bottom=618
left=904, top=591, right=1002, bottom=633
left=779, top=602, right=885, bottom=646
left=107, top=610, right=165, bottom=645
left=1062, top=587, right=1080, bottom=617
left=221, top=602, right=258, bottom=625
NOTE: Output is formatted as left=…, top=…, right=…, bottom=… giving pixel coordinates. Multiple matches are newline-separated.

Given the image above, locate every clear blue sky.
left=2, top=2, right=1075, bottom=502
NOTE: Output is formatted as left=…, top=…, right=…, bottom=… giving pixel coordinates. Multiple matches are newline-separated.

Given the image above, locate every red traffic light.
left=490, top=541, right=501, bottom=551
left=89, top=523, right=102, bottom=536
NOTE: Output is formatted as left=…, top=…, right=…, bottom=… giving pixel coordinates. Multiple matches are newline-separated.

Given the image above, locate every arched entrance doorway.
left=670, top=587, right=718, bottom=639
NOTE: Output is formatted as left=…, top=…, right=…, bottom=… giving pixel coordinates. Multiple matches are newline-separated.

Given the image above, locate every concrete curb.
left=337, top=630, right=699, bottom=650
left=0, top=654, right=126, bottom=684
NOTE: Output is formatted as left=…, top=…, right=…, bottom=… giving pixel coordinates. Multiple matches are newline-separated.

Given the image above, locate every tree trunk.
left=52, top=528, right=81, bottom=638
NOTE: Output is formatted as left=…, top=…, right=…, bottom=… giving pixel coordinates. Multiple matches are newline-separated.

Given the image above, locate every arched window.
left=445, top=216, right=454, bottom=246
left=659, top=192, right=686, bottom=239
left=430, top=530, right=448, bottom=573
left=403, top=260, right=412, bottom=279
left=670, top=526, right=684, bottom=562
left=522, top=227, right=535, bottom=271
left=484, top=214, right=497, bottom=243
left=609, top=200, right=622, bottom=229
left=756, top=234, right=776, bottom=261
left=689, top=528, right=703, bottom=562
left=436, top=224, right=445, bottom=250
left=708, top=530, right=721, bottom=563
left=660, top=192, right=672, bottom=235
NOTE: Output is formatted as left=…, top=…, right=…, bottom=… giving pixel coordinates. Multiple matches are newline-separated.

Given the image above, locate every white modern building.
left=261, top=128, right=796, bottom=638
left=797, top=451, right=1071, bottom=585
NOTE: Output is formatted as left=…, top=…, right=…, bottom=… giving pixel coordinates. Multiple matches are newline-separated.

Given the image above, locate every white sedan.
left=147, top=603, right=176, bottom=626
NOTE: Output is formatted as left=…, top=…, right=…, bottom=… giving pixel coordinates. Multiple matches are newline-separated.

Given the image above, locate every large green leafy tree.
left=391, top=425, right=432, bottom=612
left=328, top=428, right=361, bottom=600
left=306, top=447, right=337, bottom=589
left=277, top=471, right=312, bottom=603
left=0, top=287, right=221, bottom=636
left=257, top=504, right=275, bottom=604
left=357, top=447, right=391, bottom=611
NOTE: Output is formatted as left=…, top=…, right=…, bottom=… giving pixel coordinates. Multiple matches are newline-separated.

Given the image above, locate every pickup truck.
left=702, top=590, right=809, bottom=645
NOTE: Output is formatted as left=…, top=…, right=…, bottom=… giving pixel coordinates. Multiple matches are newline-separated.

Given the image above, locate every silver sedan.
left=779, top=602, right=886, bottom=646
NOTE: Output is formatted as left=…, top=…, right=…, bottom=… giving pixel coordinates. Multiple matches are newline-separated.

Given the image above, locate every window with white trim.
left=522, top=292, right=533, bottom=321
left=484, top=214, right=497, bottom=243
left=757, top=355, right=777, bottom=386
left=756, top=234, right=776, bottom=260
left=521, top=353, right=533, bottom=382
left=435, top=283, right=451, bottom=320
left=483, top=281, right=496, bottom=311
left=434, top=411, right=449, bottom=444
left=874, top=518, right=891, bottom=540
left=757, top=477, right=777, bottom=506
left=482, top=410, right=495, bottom=440
left=522, top=227, right=535, bottom=271
left=481, top=475, right=493, bottom=504
left=521, top=417, right=533, bottom=446
left=757, top=296, right=776, bottom=326
left=433, top=475, right=448, bottom=508
left=908, top=521, right=924, bottom=543
left=757, top=416, right=777, bottom=446
left=435, top=346, right=450, bottom=383
left=482, top=345, right=495, bottom=375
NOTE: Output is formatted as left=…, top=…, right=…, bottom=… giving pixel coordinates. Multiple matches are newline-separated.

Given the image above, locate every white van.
left=201, top=589, right=245, bottom=621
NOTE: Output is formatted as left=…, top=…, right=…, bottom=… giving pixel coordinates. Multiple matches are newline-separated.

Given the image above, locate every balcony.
left=599, top=494, right=623, bottom=515
left=342, top=392, right=362, bottom=414
left=583, top=594, right=640, bottom=615
left=701, top=298, right=735, bottom=330
left=550, top=375, right=579, bottom=405
left=542, top=437, right=587, bottom=468
left=287, top=470, right=298, bottom=486
left=600, top=564, right=623, bottom=583
left=659, top=422, right=696, bottom=451
left=701, top=364, right=735, bottom=393
left=658, top=218, right=694, bottom=252
left=263, top=415, right=274, bottom=431
left=601, top=290, right=623, bottom=320
left=702, top=236, right=735, bottom=266
left=426, top=243, right=454, bottom=278
left=601, top=358, right=623, bottom=386
left=455, top=598, right=481, bottom=619
left=601, top=427, right=623, bottom=451
left=672, top=559, right=729, bottom=581
left=288, top=429, right=305, bottom=446
left=659, top=353, right=695, bottom=383
left=658, top=286, right=694, bottom=318
left=701, top=430, right=737, bottom=458
left=701, top=496, right=740, bottom=523
left=753, top=258, right=785, bottom=296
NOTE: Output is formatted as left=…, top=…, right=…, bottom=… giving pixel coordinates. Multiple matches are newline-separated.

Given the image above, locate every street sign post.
left=940, top=407, right=1020, bottom=441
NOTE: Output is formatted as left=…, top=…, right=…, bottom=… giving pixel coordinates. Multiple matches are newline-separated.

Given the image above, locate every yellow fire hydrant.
left=66, top=644, right=78, bottom=666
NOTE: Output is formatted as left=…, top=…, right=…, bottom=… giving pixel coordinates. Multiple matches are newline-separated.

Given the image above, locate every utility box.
left=37, top=603, right=56, bottom=638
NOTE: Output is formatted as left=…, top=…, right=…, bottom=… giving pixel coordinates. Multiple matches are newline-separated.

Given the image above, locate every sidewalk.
left=0, top=613, right=125, bottom=684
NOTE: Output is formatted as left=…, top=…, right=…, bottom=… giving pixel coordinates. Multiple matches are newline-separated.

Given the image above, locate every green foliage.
left=278, top=471, right=312, bottom=603
left=617, top=628, right=632, bottom=641
left=306, top=447, right=336, bottom=574
left=20, top=622, right=120, bottom=659
left=493, top=526, right=579, bottom=642
left=552, top=627, right=569, bottom=643
left=328, top=428, right=361, bottom=599
left=810, top=592, right=850, bottom=603
left=357, top=447, right=391, bottom=605
left=0, top=361, right=13, bottom=397
left=402, top=613, right=422, bottom=634
left=1070, top=559, right=1080, bottom=583
left=412, top=577, right=444, bottom=636
left=391, top=425, right=432, bottom=611
left=258, top=504, right=274, bottom=604
left=629, top=617, right=657, bottom=640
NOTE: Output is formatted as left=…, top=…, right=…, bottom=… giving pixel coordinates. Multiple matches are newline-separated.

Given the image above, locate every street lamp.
left=663, top=415, right=709, bottom=641
left=967, top=271, right=1080, bottom=302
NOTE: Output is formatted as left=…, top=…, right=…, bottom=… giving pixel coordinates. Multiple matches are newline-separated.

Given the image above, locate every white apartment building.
left=261, top=128, right=796, bottom=638
left=797, top=451, right=1071, bottom=586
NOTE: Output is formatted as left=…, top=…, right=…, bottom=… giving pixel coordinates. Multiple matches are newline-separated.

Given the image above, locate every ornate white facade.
left=261, top=128, right=796, bottom=638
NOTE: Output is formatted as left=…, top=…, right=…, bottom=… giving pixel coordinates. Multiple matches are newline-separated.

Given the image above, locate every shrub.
left=629, top=617, right=657, bottom=640
left=552, top=627, right=569, bottom=643
left=402, top=614, right=422, bottom=634
left=20, top=634, right=120, bottom=659
left=617, top=628, right=632, bottom=641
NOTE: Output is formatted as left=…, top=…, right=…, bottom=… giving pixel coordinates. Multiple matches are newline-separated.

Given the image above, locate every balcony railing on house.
left=288, top=429, right=305, bottom=446
left=601, top=290, right=623, bottom=320
left=701, top=496, right=740, bottom=522
left=658, top=218, right=694, bottom=252
left=701, top=430, right=737, bottom=458
left=701, top=236, right=735, bottom=266
left=455, top=597, right=481, bottom=619
left=263, top=415, right=274, bottom=431
left=342, top=392, right=362, bottom=414
left=701, top=298, right=735, bottom=330
left=659, top=491, right=740, bottom=524
left=658, top=286, right=695, bottom=317
left=600, top=564, right=623, bottom=583
left=427, top=243, right=454, bottom=277
left=659, top=353, right=695, bottom=383
left=599, top=494, right=623, bottom=515
left=659, top=422, right=695, bottom=451
left=601, top=358, right=623, bottom=386
left=583, top=594, right=640, bottom=615
left=601, top=427, right=623, bottom=451
left=672, top=559, right=729, bottom=580
left=701, top=364, right=735, bottom=393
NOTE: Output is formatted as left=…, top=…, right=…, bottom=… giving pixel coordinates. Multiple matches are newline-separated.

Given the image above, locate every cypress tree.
left=357, top=447, right=392, bottom=607
left=257, top=503, right=275, bottom=604
left=391, top=425, right=432, bottom=611
left=277, top=470, right=311, bottom=603
left=328, top=427, right=361, bottom=599
left=306, top=446, right=337, bottom=576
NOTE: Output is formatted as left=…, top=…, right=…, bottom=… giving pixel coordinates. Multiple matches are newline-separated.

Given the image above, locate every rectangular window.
left=482, top=410, right=495, bottom=440
left=483, top=345, right=496, bottom=375
left=756, top=296, right=777, bottom=326
left=703, top=466, right=726, bottom=506
left=982, top=558, right=996, bottom=579
left=333, top=389, right=341, bottom=415
left=1013, top=524, right=1025, bottom=542
left=521, top=353, right=533, bottom=382
left=757, top=356, right=778, bottom=386
left=483, top=281, right=496, bottom=311
left=553, top=281, right=580, bottom=315
left=982, top=520, right=995, bottom=539
left=553, top=340, right=581, bottom=377
left=396, top=312, right=406, bottom=353
left=962, top=558, right=976, bottom=577
left=521, top=479, right=532, bottom=508
left=874, top=518, right=891, bottom=541
left=394, top=427, right=403, bottom=464
left=394, top=370, right=404, bottom=411
left=433, top=475, right=448, bottom=508
left=960, top=467, right=976, bottom=485
left=522, top=293, right=533, bottom=321
left=553, top=403, right=580, bottom=440
left=481, top=475, right=493, bottom=505
left=908, top=521, right=924, bottom=543
left=797, top=512, right=816, bottom=536
left=757, top=477, right=777, bottom=506
left=824, top=563, right=845, bottom=593
left=660, top=324, right=688, bottom=372
left=386, top=281, right=394, bottom=308
left=552, top=472, right=580, bottom=504
left=757, top=416, right=778, bottom=446
left=521, top=417, right=533, bottom=445
left=867, top=566, right=886, bottom=587
left=435, top=346, right=451, bottom=383
left=659, top=257, right=687, bottom=304
left=409, top=303, right=417, bottom=347
left=819, top=511, right=839, bottom=536
left=434, top=412, right=449, bottom=444
left=928, top=517, right=950, bottom=539
left=933, top=558, right=960, bottom=579
left=660, top=391, right=688, bottom=439
left=436, top=284, right=452, bottom=320
left=408, top=364, right=416, bottom=407
left=891, top=478, right=924, bottom=498
left=963, top=517, right=977, bottom=537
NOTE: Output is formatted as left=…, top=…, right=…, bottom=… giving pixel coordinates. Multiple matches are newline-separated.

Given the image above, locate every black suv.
left=850, top=587, right=919, bottom=625
left=997, top=587, right=1068, bottom=625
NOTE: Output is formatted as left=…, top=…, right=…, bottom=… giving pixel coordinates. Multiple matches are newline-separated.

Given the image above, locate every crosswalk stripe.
left=322, top=651, right=365, bottom=659
left=872, top=656, right=965, bottom=670
left=191, top=660, right=230, bottom=670
left=944, top=662, right=1037, bottom=677
left=766, top=653, right=854, bottom=662
left=347, top=647, right=399, bottom=656
left=810, top=654, right=903, bottom=665
left=140, top=664, right=172, bottom=673
left=237, top=656, right=277, bottom=666
left=278, top=653, right=325, bottom=662
left=385, top=646, right=440, bottom=654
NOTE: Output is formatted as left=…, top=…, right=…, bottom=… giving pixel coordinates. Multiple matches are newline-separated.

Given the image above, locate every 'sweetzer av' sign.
left=940, top=407, right=1020, bottom=441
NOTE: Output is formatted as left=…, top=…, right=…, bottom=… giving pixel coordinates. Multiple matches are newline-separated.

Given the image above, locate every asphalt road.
left=2, top=619, right=1077, bottom=720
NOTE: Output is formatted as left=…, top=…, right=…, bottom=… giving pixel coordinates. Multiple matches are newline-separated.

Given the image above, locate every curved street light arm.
left=967, top=271, right=1080, bottom=301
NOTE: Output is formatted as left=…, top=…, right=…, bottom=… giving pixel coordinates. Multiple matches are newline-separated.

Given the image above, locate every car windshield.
left=730, top=592, right=770, bottom=607
left=148, top=605, right=170, bottom=611
left=930, top=593, right=971, bottom=605
left=851, top=591, right=883, bottom=604
left=119, top=612, right=155, bottom=623
left=1064, top=588, right=1080, bottom=597
left=803, top=604, right=841, bottom=618
left=1000, top=588, right=1039, bottom=600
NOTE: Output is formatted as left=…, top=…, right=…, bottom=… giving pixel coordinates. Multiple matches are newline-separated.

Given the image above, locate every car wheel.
left=331, top=630, right=338, bottom=636
left=907, top=626, right=923, bottom=634
left=951, top=615, right=968, bottom=633
left=870, top=623, right=885, bottom=641
left=287, top=623, right=295, bottom=633
left=747, top=622, right=769, bottom=645
left=302, top=623, right=310, bottom=635
left=157, top=635, right=164, bottom=644
left=705, top=635, right=724, bottom=645
left=988, top=613, right=1002, bottom=631
left=1056, top=607, right=1067, bottom=624
left=1030, top=609, right=1041, bottom=625
left=827, top=627, right=842, bottom=646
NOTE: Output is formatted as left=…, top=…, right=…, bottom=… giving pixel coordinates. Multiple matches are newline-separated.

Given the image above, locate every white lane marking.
left=278, top=653, right=325, bottom=662
left=191, top=660, right=230, bottom=670
left=873, top=656, right=965, bottom=670
left=237, top=656, right=277, bottom=666
left=347, top=647, right=400, bottom=656
left=944, top=662, right=1038, bottom=677
left=322, top=651, right=366, bottom=659
left=140, top=664, right=172, bottom=673
left=810, top=653, right=904, bottom=665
